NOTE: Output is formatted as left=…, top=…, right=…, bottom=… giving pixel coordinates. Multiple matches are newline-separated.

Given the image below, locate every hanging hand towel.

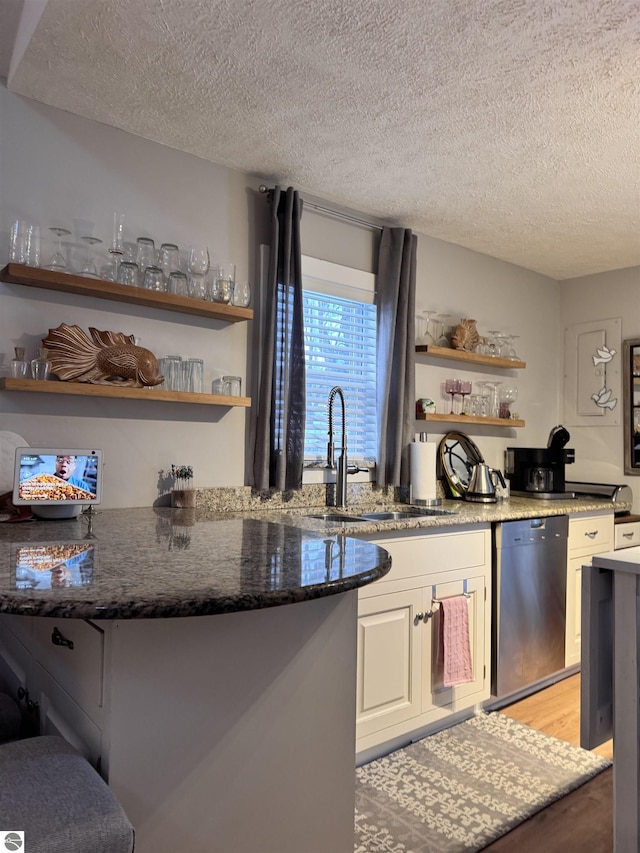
left=439, top=594, right=474, bottom=687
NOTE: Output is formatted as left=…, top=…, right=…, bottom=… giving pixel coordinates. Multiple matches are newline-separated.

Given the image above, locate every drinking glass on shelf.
left=167, top=271, right=188, bottom=297
left=475, top=381, right=490, bottom=417
left=210, top=262, right=235, bottom=303
left=159, top=243, right=181, bottom=280
left=188, top=246, right=210, bottom=277
left=188, top=273, right=207, bottom=300
left=10, top=219, right=40, bottom=267
left=499, top=385, right=518, bottom=418
left=502, top=334, right=520, bottom=360
left=435, top=314, right=452, bottom=347
left=222, top=375, right=242, bottom=396
left=416, top=310, right=437, bottom=345
left=182, top=358, right=204, bottom=393
left=142, top=265, right=166, bottom=292
left=136, top=237, right=156, bottom=274
left=46, top=226, right=71, bottom=271
left=484, top=381, right=502, bottom=418
left=162, top=355, right=183, bottom=391
left=459, top=380, right=472, bottom=412
left=486, top=331, right=504, bottom=358
left=80, top=236, right=102, bottom=278
left=232, top=280, right=251, bottom=307
left=444, top=378, right=461, bottom=414
left=117, top=260, right=139, bottom=287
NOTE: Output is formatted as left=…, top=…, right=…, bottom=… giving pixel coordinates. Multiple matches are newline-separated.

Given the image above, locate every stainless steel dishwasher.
left=492, top=515, right=569, bottom=702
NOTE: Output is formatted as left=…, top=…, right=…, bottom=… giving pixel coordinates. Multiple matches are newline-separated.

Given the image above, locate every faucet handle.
left=346, top=464, right=368, bottom=475
left=326, top=442, right=336, bottom=468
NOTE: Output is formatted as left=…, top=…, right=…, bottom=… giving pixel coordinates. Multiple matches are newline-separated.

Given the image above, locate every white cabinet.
left=356, top=525, right=491, bottom=756
left=615, top=520, right=640, bottom=550
left=565, top=510, right=614, bottom=667
left=0, top=593, right=360, bottom=853
left=0, top=615, right=104, bottom=763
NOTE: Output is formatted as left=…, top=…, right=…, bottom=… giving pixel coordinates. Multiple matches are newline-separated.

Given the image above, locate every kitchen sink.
left=358, top=508, right=457, bottom=521
left=304, top=513, right=367, bottom=523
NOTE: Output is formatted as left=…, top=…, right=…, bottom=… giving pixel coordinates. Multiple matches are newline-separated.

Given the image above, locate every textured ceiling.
left=2, top=0, right=640, bottom=280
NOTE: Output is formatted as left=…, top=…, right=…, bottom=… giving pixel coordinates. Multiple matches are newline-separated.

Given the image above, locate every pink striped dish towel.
left=439, top=595, right=474, bottom=687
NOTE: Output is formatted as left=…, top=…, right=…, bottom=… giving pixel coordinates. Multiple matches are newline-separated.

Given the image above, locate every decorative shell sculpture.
left=42, top=324, right=164, bottom=387
left=451, top=318, right=480, bottom=352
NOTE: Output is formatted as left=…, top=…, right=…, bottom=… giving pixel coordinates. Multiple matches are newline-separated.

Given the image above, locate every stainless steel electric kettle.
left=466, top=463, right=506, bottom=503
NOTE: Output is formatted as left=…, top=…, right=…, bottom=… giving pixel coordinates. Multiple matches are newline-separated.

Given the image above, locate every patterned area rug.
left=354, top=712, right=611, bottom=852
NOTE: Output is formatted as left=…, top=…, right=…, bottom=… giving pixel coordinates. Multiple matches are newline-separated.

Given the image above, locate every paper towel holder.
left=410, top=433, right=442, bottom=507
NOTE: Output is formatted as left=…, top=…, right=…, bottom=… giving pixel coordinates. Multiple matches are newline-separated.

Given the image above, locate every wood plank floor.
left=483, top=673, right=613, bottom=852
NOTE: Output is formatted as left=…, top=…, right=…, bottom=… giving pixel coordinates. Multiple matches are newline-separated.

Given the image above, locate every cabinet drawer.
left=363, top=528, right=489, bottom=588
left=31, top=618, right=104, bottom=716
left=615, top=521, right=640, bottom=550
left=568, top=513, right=613, bottom=557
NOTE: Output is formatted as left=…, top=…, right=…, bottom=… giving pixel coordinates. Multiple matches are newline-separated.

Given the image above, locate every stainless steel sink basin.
left=305, top=513, right=367, bottom=523
left=358, top=508, right=457, bottom=521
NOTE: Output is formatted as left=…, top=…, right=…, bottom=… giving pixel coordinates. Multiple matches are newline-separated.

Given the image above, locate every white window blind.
left=300, top=258, right=377, bottom=464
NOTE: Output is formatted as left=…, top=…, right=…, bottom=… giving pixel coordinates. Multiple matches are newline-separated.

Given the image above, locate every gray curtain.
left=376, top=227, right=417, bottom=487
left=253, top=186, right=306, bottom=491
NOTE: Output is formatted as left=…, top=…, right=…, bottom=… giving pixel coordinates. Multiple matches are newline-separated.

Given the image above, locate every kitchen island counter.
left=0, top=506, right=391, bottom=619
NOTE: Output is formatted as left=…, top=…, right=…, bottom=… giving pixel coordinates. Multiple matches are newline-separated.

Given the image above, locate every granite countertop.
left=0, top=495, right=626, bottom=621
left=0, top=507, right=391, bottom=620
left=266, top=494, right=628, bottom=536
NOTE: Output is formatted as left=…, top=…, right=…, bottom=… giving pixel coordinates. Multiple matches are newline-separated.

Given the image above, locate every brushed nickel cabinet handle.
left=51, top=626, right=74, bottom=650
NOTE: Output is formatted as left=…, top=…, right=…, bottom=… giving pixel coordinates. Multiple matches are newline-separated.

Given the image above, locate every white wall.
left=0, top=81, right=601, bottom=509
left=0, top=83, right=267, bottom=506
left=559, top=266, right=640, bottom=510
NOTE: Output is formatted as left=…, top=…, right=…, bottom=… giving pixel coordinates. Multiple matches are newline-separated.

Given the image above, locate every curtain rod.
left=258, top=185, right=384, bottom=233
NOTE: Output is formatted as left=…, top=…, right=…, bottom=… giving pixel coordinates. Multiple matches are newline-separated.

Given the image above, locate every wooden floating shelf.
left=416, top=344, right=525, bottom=369
left=0, top=378, right=251, bottom=408
left=416, top=412, right=525, bottom=428
left=0, top=264, right=253, bottom=323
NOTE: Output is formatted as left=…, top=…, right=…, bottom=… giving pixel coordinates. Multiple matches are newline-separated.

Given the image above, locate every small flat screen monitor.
left=13, top=448, right=103, bottom=518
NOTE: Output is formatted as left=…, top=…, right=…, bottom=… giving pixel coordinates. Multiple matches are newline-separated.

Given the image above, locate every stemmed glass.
left=484, top=381, right=503, bottom=418
left=435, top=314, right=452, bottom=347
left=503, top=334, right=520, bottom=360
left=80, top=236, right=103, bottom=278
left=444, top=378, right=461, bottom=414
left=46, top=226, right=71, bottom=271
left=459, top=381, right=472, bottom=413
left=499, top=385, right=519, bottom=418
left=417, top=310, right=437, bottom=345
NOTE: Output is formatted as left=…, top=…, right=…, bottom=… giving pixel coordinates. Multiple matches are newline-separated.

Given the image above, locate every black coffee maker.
left=505, top=425, right=576, bottom=499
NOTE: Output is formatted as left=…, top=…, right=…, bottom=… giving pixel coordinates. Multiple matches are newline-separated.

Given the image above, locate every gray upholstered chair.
left=0, top=735, right=135, bottom=852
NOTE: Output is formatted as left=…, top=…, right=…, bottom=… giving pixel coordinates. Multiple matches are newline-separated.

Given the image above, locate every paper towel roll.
left=410, top=440, right=437, bottom=503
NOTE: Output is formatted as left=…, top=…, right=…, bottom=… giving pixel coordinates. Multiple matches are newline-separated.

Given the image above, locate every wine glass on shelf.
left=484, top=381, right=502, bottom=418
left=45, top=226, right=71, bottom=271
left=435, top=313, right=452, bottom=347
left=459, top=381, right=472, bottom=414
left=503, top=334, right=520, bottom=360
left=444, top=378, right=461, bottom=414
left=499, top=385, right=518, bottom=418
left=416, top=310, right=437, bottom=345
left=80, top=236, right=103, bottom=278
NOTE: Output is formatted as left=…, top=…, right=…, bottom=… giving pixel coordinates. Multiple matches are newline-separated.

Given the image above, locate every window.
left=300, top=257, right=377, bottom=465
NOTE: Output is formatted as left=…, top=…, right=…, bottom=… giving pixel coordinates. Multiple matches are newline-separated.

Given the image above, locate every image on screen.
left=13, top=449, right=102, bottom=505
left=13, top=543, right=96, bottom=590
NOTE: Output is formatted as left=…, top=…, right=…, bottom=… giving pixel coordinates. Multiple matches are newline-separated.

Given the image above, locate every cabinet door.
left=566, top=555, right=586, bottom=667
left=424, top=574, right=488, bottom=716
left=356, top=588, right=423, bottom=738
left=32, top=661, right=102, bottom=770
